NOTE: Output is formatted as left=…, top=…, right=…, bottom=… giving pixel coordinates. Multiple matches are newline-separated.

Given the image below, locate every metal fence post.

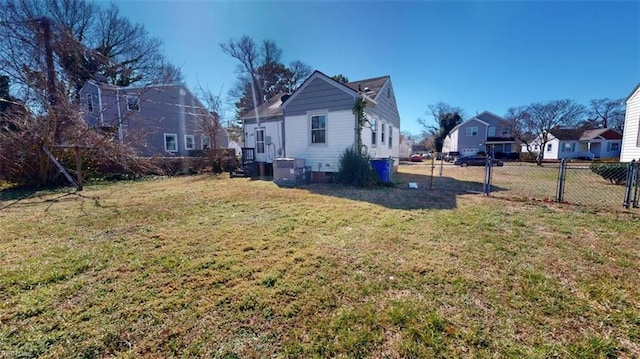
left=429, top=156, right=435, bottom=190
left=484, top=153, right=493, bottom=196
left=623, top=160, right=635, bottom=209
left=633, top=161, right=640, bottom=208
left=556, top=159, right=567, bottom=203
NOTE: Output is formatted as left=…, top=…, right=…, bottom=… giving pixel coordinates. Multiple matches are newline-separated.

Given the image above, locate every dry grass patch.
left=1, top=171, right=639, bottom=358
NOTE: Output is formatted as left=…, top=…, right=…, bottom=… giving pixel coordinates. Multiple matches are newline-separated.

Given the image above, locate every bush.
left=589, top=162, right=629, bottom=185
left=336, top=146, right=379, bottom=187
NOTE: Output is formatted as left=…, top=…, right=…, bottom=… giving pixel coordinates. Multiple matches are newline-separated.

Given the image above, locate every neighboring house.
left=240, top=93, right=288, bottom=163
left=442, top=111, right=517, bottom=158
left=241, top=70, right=401, bottom=180
left=80, top=80, right=228, bottom=157
left=522, top=128, right=622, bottom=160
left=620, top=83, right=640, bottom=162
left=399, top=136, right=414, bottom=160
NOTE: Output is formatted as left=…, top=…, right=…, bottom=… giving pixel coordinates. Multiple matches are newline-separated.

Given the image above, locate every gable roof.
left=240, top=93, right=288, bottom=120
left=549, top=128, right=583, bottom=141
left=626, top=83, right=640, bottom=102
left=475, top=110, right=508, bottom=122
left=281, top=70, right=377, bottom=109
left=547, top=128, right=622, bottom=142
left=580, top=128, right=622, bottom=140
left=449, top=116, right=489, bottom=134
left=344, top=75, right=390, bottom=100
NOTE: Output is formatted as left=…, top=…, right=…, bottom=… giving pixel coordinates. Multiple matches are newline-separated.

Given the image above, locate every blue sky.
left=113, top=0, right=640, bottom=136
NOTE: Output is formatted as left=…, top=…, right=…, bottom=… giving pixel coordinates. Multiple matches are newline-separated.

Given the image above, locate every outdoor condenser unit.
left=273, top=158, right=296, bottom=186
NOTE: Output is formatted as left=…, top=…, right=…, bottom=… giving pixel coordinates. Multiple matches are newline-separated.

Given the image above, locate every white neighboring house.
left=399, top=135, right=414, bottom=160
left=522, top=128, right=622, bottom=160
left=620, top=83, right=640, bottom=162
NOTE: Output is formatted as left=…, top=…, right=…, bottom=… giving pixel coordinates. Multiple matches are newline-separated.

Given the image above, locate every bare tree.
left=506, top=99, right=585, bottom=166
left=220, top=35, right=311, bottom=119
left=584, top=98, right=625, bottom=131
left=417, top=102, right=465, bottom=152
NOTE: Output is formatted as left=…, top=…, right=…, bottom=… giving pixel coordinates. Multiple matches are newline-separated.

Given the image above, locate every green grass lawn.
left=1, top=170, right=639, bottom=358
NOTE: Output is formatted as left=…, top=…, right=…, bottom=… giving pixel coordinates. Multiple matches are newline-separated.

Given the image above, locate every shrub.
left=589, top=162, right=629, bottom=185
left=336, top=146, right=379, bottom=187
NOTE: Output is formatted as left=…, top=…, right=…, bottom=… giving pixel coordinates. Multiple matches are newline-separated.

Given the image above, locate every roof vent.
left=281, top=94, right=291, bottom=103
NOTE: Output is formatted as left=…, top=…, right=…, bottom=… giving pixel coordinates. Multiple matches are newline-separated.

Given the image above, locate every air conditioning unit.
left=273, top=158, right=296, bottom=186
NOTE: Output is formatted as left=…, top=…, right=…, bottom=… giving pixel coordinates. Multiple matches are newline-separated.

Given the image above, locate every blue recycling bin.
left=370, top=158, right=393, bottom=183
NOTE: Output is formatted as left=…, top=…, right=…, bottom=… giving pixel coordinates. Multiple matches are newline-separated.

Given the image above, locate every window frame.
left=562, top=142, right=576, bottom=152
left=255, top=128, right=265, bottom=153
left=388, top=126, right=392, bottom=149
left=87, top=94, right=94, bottom=112
left=164, top=133, right=178, bottom=152
left=466, top=126, right=478, bottom=136
left=127, top=95, right=140, bottom=111
left=370, top=118, right=377, bottom=146
left=309, top=112, right=327, bottom=145
left=546, top=143, right=552, bottom=152
left=381, top=123, right=386, bottom=144
left=201, top=135, right=210, bottom=150
left=185, top=135, right=195, bottom=150
left=607, top=142, right=620, bottom=152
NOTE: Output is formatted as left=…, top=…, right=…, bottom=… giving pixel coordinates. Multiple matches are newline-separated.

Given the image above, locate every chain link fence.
left=408, top=153, right=639, bottom=211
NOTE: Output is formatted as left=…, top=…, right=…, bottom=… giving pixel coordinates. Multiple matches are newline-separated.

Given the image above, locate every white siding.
left=244, top=120, right=284, bottom=163
left=543, top=138, right=560, bottom=160
left=443, top=129, right=459, bottom=153
left=621, top=88, right=640, bottom=162
left=285, top=110, right=355, bottom=172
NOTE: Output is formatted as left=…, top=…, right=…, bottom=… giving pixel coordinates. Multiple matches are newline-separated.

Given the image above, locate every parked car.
left=454, top=155, right=504, bottom=167
left=410, top=154, right=423, bottom=162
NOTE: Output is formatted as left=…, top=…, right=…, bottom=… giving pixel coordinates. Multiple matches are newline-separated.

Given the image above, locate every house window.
left=546, top=143, right=552, bottom=152
left=371, top=119, right=377, bottom=146
left=185, top=135, right=195, bottom=150
left=388, top=126, right=392, bottom=148
left=562, top=143, right=575, bottom=152
left=202, top=135, right=210, bottom=150
left=86, top=94, right=93, bottom=112
left=607, top=142, right=620, bottom=152
left=127, top=95, right=140, bottom=111
left=488, top=127, right=496, bottom=137
left=311, top=114, right=326, bottom=144
left=501, top=127, right=511, bottom=136
left=256, top=128, right=265, bottom=153
left=381, top=123, right=386, bottom=144
left=466, top=127, right=478, bottom=136
left=164, top=133, right=178, bottom=152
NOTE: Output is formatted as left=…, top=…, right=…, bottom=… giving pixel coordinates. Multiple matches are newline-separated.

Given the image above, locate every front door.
left=255, top=128, right=265, bottom=162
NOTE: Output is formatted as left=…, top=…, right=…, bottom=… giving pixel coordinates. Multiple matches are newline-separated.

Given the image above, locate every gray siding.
left=477, top=112, right=511, bottom=139
left=456, top=119, right=488, bottom=152
left=285, top=77, right=355, bottom=116
left=81, top=83, right=227, bottom=157
left=368, top=80, right=400, bottom=128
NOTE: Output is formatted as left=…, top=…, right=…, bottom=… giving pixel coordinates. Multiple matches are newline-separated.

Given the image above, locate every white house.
left=241, top=70, right=401, bottom=181
left=523, top=128, right=622, bottom=160
left=620, top=83, right=640, bottom=162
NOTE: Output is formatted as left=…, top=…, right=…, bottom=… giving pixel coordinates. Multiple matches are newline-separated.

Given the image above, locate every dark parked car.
left=454, top=155, right=504, bottom=167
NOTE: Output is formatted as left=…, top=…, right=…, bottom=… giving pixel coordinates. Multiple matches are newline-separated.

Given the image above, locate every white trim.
left=282, top=71, right=357, bottom=109
left=308, top=110, right=328, bottom=146
left=126, top=94, right=140, bottom=111
left=164, top=133, right=178, bottom=152
left=184, top=135, right=195, bottom=150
